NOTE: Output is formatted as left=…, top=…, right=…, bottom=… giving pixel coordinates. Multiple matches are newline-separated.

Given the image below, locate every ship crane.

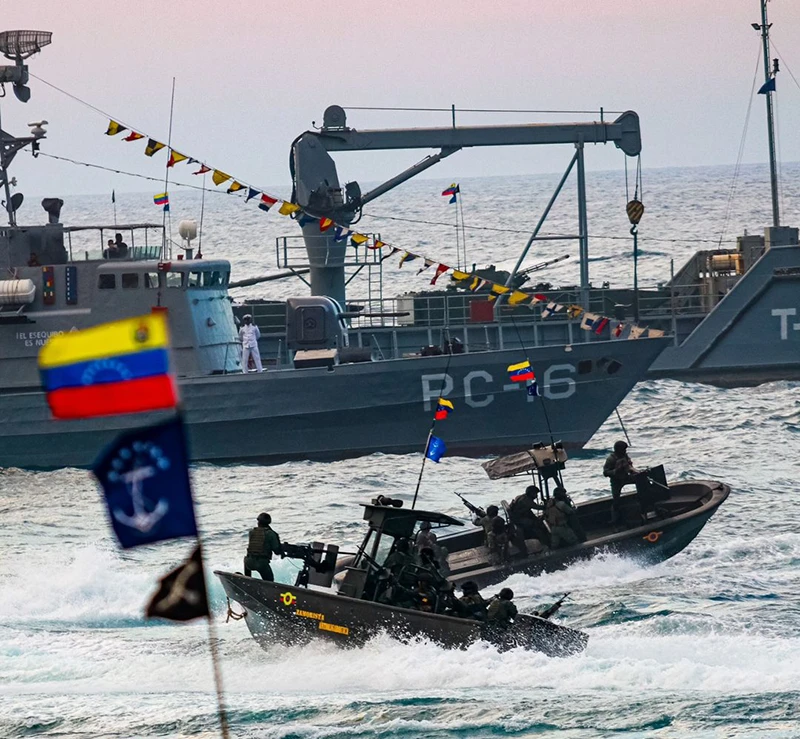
left=290, top=105, right=641, bottom=307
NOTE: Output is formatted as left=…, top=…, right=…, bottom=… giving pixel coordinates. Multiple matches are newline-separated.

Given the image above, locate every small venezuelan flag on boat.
left=38, top=313, right=178, bottom=419
left=153, top=192, right=169, bottom=206
left=434, top=397, right=454, bottom=420
left=507, top=360, right=534, bottom=382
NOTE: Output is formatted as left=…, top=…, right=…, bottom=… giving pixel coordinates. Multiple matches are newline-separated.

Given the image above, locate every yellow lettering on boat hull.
left=319, top=621, right=349, bottom=636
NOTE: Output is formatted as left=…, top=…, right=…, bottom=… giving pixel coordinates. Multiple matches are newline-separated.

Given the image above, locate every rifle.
left=454, top=492, right=486, bottom=519
left=537, top=592, right=570, bottom=620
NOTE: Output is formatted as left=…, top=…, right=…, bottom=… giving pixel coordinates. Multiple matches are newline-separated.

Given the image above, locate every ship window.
left=98, top=273, right=116, bottom=290
left=144, top=272, right=160, bottom=289
left=188, top=271, right=203, bottom=287
left=121, top=273, right=139, bottom=289
left=203, top=270, right=226, bottom=287
left=606, top=359, right=622, bottom=375
left=577, top=359, right=593, bottom=375
left=165, top=271, right=184, bottom=289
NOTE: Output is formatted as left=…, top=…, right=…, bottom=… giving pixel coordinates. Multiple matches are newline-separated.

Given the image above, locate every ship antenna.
left=411, top=332, right=454, bottom=510
left=754, top=0, right=780, bottom=226
left=161, top=76, right=176, bottom=258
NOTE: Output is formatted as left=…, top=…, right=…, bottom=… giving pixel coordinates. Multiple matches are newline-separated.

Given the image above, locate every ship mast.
left=755, top=0, right=780, bottom=227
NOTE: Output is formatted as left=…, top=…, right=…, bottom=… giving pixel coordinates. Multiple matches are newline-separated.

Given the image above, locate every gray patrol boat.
left=0, top=29, right=667, bottom=469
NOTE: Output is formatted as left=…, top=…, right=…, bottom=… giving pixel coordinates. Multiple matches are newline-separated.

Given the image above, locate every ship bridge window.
left=165, top=271, right=184, bottom=289
left=188, top=271, right=203, bottom=288
left=144, top=272, right=160, bottom=289
left=98, top=274, right=116, bottom=290
left=121, top=273, right=139, bottom=289
left=203, top=270, right=228, bottom=287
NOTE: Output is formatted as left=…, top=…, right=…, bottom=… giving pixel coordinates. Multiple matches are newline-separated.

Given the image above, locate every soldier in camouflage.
left=244, top=512, right=282, bottom=580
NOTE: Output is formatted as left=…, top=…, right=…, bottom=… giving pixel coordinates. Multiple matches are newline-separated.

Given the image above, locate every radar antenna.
left=0, top=29, right=52, bottom=225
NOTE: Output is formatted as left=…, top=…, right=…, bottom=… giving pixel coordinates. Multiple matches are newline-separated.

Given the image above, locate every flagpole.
left=162, top=77, right=176, bottom=259
left=204, top=606, right=232, bottom=739
left=411, top=342, right=454, bottom=509
left=509, top=314, right=555, bottom=446
left=112, top=190, right=117, bottom=227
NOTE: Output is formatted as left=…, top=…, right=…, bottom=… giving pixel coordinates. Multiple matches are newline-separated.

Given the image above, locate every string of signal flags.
left=104, top=120, right=664, bottom=341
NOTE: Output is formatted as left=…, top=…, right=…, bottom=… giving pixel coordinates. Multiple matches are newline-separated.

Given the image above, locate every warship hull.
left=215, top=571, right=588, bottom=656
left=0, top=337, right=666, bottom=469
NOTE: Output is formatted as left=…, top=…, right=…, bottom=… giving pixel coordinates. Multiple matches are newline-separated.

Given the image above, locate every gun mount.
left=290, top=105, right=642, bottom=306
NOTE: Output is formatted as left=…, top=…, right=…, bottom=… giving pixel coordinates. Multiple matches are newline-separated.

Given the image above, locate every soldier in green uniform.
left=486, top=517, right=510, bottom=565
left=508, top=485, right=551, bottom=546
left=458, top=581, right=487, bottom=620
left=474, top=505, right=502, bottom=540
left=544, top=487, right=586, bottom=548
left=244, top=512, right=282, bottom=580
left=603, top=440, right=639, bottom=522
left=486, top=587, right=518, bottom=624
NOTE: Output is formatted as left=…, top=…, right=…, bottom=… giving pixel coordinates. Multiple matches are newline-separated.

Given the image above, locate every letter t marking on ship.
left=772, top=308, right=797, bottom=340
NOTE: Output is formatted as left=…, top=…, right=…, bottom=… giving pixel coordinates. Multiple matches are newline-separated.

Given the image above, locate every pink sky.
left=2, top=0, right=799, bottom=195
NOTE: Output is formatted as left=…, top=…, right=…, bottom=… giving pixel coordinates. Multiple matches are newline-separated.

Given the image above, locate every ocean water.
left=2, top=163, right=800, bottom=737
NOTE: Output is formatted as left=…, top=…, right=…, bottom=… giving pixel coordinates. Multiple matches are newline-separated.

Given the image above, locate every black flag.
left=145, top=545, right=209, bottom=622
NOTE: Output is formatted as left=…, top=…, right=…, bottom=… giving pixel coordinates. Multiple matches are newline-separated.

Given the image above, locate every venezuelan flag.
left=153, top=192, right=169, bottom=206
left=507, top=360, right=535, bottom=382
left=434, top=397, right=454, bottom=420
left=38, top=314, right=177, bottom=420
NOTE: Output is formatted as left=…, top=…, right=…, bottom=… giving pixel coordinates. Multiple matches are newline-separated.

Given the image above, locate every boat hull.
left=0, top=338, right=666, bottom=469
left=444, top=480, right=730, bottom=589
left=215, top=571, right=587, bottom=657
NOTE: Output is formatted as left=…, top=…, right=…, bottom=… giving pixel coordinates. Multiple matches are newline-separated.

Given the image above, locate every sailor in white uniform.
left=239, top=314, right=263, bottom=373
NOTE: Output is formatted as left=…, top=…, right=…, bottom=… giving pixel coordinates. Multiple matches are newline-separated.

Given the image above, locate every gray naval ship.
left=236, top=0, right=799, bottom=390
left=0, top=30, right=667, bottom=469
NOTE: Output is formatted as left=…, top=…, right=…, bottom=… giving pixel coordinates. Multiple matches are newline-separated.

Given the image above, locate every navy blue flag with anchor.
left=92, top=416, right=198, bottom=548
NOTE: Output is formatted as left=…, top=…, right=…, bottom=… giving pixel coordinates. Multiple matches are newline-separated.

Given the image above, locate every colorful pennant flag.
left=38, top=313, right=177, bottom=420
left=758, top=77, right=776, bottom=95
left=434, top=397, right=454, bottom=421
left=193, top=164, right=211, bottom=175
left=533, top=293, right=548, bottom=304
left=431, top=264, right=449, bottom=285
left=319, top=217, right=334, bottom=232
left=278, top=202, right=300, bottom=216
left=593, top=317, right=609, bottom=334
left=369, top=239, right=386, bottom=250
left=259, top=194, right=278, bottom=212
left=567, top=305, right=584, bottom=319
left=417, top=259, right=435, bottom=274
left=507, top=360, right=534, bottom=382
left=648, top=328, right=665, bottom=338
left=123, top=131, right=144, bottom=142
left=487, top=284, right=511, bottom=302
left=105, top=120, right=127, bottom=136
left=442, top=183, right=460, bottom=204
left=399, top=252, right=418, bottom=267
left=167, top=151, right=188, bottom=168
left=297, top=213, right=317, bottom=227
left=508, top=290, right=530, bottom=306
left=613, top=322, right=625, bottom=338
left=350, top=233, right=369, bottom=247
left=92, top=416, right=196, bottom=549
left=580, top=312, right=600, bottom=331
left=145, top=545, right=209, bottom=622
left=451, top=270, right=470, bottom=281
left=245, top=188, right=260, bottom=202
left=227, top=181, right=245, bottom=194
left=333, top=226, right=351, bottom=242
left=526, top=379, right=541, bottom=397
left=426, top=435, right=447, bottom=463
left=144, top=139, right=166, bottom=157
left=153, top=192, right=169, bottom=206
left=468, top=276, right=482, bottom=291
left=541, top=301, right=562, bottom=319
left=211, top=170, right=231, bottom=186
left=629, top=326, right=646, bottom=340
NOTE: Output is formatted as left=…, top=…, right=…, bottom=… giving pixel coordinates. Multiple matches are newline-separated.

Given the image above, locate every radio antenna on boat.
left=508, top=314, right=556, bottom=448
left=753, top=0, right=780, bottom=227
left=411, top=335, right=454, bottom=509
